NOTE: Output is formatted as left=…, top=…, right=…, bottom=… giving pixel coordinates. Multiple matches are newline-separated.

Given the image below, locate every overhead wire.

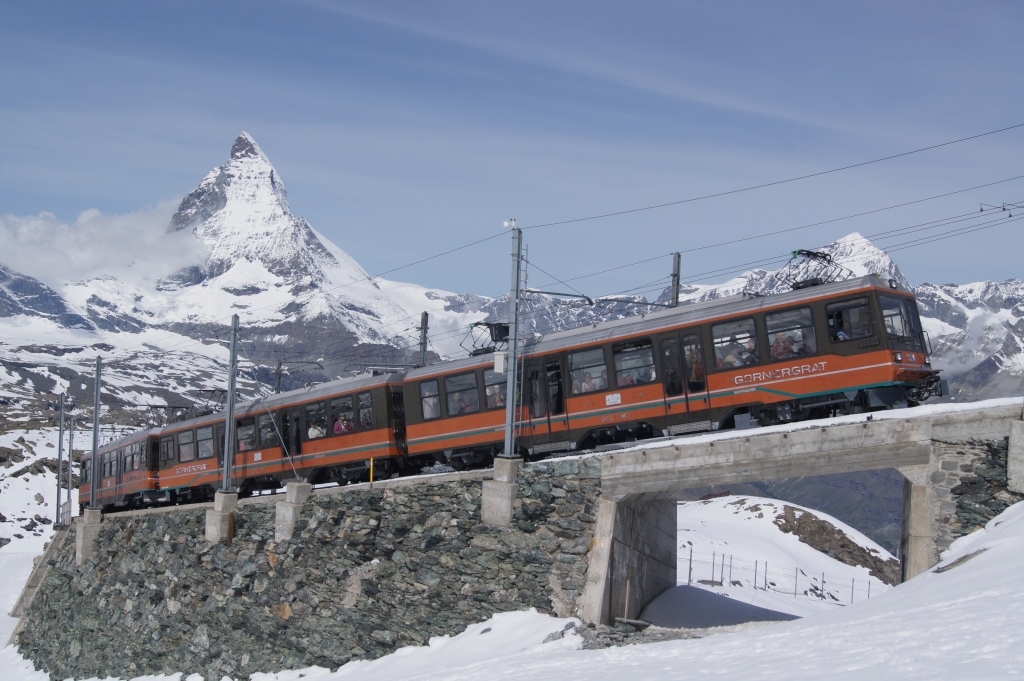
left=520, top=123, right=1024, bottom=230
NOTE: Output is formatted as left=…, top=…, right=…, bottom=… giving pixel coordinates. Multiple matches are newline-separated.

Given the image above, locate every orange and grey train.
left=82, top=274, right=943, bottom=510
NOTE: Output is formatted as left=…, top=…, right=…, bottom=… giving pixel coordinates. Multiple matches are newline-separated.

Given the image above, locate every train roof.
left=93, top=371, right=402, bottom=455
left=407, top=274, right=908, bottom=378
left=523, top=273, right=905, bottom=355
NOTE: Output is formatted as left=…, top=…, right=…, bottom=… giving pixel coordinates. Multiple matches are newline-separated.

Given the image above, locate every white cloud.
left=0, top=201, right=208, bottom=289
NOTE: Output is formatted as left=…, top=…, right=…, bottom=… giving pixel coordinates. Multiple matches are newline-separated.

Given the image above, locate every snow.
left=671, top=496, right=893, bottom=619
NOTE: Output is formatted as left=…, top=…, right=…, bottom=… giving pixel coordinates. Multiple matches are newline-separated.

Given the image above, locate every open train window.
left=304, top=402, right=327, bottom=439
left=178, top=430, right=195, bottom=462
left=196, top=426, right=215, bottom=459
left=445, top=373, right=480, bottom=416
left=682, top=334, right=706, bottom=392
left=159, top=436, right=174, bottom=465
left=483, top=369, right=508, bottom=409
left=712, top=319, right=760, bottom=369
left=613, top=340, right=656, bottom=387
left=420, top=380, right=441, bottom=420
left=236, top=418, right=256, bottom=451
left=258, top=414, right=279, bottom=447
left=331, top=396, right=356, bottom=434
left=358, top=392, right=373, bottom=429
left=826, top=298, right=872, bottom=342
left=569, top=347, right=608, bottom=395
left=766, top=307, right=817, bottom=361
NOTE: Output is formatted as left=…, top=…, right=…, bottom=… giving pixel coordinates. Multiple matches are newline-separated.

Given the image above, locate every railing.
left=58, top=500, right=73, bottom=527
left=680, top=547, right=891, bottom=605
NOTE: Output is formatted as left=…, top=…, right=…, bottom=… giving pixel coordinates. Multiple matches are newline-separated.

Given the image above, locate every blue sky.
left=1, top=1, right=1022, bottom=297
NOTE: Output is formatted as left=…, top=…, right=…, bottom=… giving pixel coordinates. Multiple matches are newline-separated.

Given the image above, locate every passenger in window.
left=771, top=333, right=787, bottom=360
left=308, top=421, right=325, bottom=439
left=423, top=398, right=439, bottom=420
left=333, top=416, right=354, bottom=435
left=582, top=372, right=598, bottom=392
left=742, top=339, right=759, bottom=364
left=832, top=322, right=851, bottom=342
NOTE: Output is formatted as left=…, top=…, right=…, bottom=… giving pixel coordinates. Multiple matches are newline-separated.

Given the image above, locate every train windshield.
left=879, top=294, right=924, bottom=352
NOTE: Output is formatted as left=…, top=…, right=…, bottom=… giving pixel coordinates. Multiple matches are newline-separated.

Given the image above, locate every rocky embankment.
left=16, top=459, right=602, bottom=680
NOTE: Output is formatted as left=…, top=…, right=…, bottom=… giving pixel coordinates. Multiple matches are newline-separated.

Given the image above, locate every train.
left=80, top=273, right=944, bottom=512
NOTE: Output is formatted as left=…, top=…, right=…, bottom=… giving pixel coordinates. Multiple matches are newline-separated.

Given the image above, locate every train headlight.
left=894, top=352, right=903, bottom=362
left=924, top=355, right=931, bottom=366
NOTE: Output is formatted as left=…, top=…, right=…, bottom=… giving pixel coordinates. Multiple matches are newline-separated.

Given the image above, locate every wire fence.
left=679, top=546, right=891, bottom=604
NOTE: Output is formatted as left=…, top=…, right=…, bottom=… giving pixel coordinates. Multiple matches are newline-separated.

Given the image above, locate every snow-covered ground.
left=671, top=496, right=893, bottom=619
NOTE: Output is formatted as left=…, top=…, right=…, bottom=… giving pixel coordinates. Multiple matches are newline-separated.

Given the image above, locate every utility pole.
left=68, top=415, right=75, bottom=515
left=88, top=357, right=102, bottom=509
left=418, top=312, right=429, bottom=367
left=502, top=222, right=523, bottom=459
left=55, top=393, right=65, bottom=525
left=222, top=314, right=239, bottom=492
left=274, top=360, right=283, bottom=394
left=671, top=252, right=681, bottom=308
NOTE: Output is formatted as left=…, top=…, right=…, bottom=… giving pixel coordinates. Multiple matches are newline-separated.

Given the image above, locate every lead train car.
left=81, top=373, right=411, bottom=511
left=402, top=274, right=941, bottom=467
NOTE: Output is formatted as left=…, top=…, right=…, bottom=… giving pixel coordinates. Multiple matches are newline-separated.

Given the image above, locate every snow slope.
left=671, top=496, right=894, bottom=619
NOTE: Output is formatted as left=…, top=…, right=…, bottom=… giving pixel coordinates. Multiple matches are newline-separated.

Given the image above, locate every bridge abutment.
left=896, top=464, right=936, bottom=581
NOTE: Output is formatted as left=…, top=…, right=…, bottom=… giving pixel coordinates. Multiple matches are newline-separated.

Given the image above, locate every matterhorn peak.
left=164, top=133, right=370, bottom=285
left=230, top=131, right=266, bottom=161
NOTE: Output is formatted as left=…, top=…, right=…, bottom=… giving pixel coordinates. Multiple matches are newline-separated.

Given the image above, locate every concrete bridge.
left=14, top=398, right=1024, bottom=678
left=563, top=398, right=1024, bottom=624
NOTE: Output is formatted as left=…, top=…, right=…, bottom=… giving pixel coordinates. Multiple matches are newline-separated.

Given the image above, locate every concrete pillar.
left=481, top=457, right=520, bottom=527
left=275, top=481, right=313, bottom=541
left=897, top=465, right=935, bottom=581
left=1008, top=420, right=1024, bottom=494
left=74, top=508, right=103, bottom=565
left=581, top=498, right=677, bottom=624
left=205, top=492, right=238, bottom=543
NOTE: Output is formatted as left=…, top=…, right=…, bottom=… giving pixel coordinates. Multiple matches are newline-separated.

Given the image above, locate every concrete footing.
left=75, top=508, right=102, bottom=566
left=897, top=464, right=936, bottom=582
left=205, top=492, right=238, bottom=543
left=481, top=457, right=520, bottom=527
left=581, top=498, right=676, bottom=624
left=275, top=482, right=313, bottom=541
left=1009, top=420, right=1024, bottom=494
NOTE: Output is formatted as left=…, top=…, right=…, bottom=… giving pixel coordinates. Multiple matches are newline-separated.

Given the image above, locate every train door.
left=281, top=409, right=302, bottom=456
left=524, top=357, right=571, bottom=453
left=659, top=331, right=712, bottom=434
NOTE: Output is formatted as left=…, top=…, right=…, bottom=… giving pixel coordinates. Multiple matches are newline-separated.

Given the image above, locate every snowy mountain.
left=1, top=133, right=1020, bottom=429
left=0, top=133, right=485, bottom=420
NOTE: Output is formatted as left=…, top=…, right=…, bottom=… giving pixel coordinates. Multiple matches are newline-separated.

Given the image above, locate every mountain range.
left=1, top=132, right=1022, bottom=428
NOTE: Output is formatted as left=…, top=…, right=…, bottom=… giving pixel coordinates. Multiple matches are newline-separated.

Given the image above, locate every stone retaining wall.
left=930, top=437, right=1024, bottom=556
left=16, top=459, right=602, bottom=680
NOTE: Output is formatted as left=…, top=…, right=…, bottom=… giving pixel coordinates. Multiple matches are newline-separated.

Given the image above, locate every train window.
left=613, top=340, right=657, bottom=387
left=879, top=295, right=923, bottom=350
left=546, top=359, right=566, bottom=415
left=445, top=373, right=480, bottom=416
left=159, top=436, right=174, bottom=465
left=123, top=450, right=131, bottom=474
left=682, top=334, right=706, bottom=392
left=483, top=369, right=508, bottom=409
left=767, top=308, right=817, bottom=361
left=826, top=298, right=873, bottom=342
left=712, top=319, right=760, bottom=369
left=569, top=348, right=609, bottom=395
left=420, top=381, right=441, bottom=420
left=178, top=431, right=196, bottom=462
left=331, top=396, right=355, bottom=434
left=196, top=426, right=215, bottom=459
left=304, top=402, right=327, bottom=439
left=236, top=419, right=256, bottom=451
left=259, top=414, right=280, bottom=447
left=358, top=392, right=373, bottom=429
left=526, top=364, right=546, bottom=418
left=130, top=442, right=139, bottom=470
